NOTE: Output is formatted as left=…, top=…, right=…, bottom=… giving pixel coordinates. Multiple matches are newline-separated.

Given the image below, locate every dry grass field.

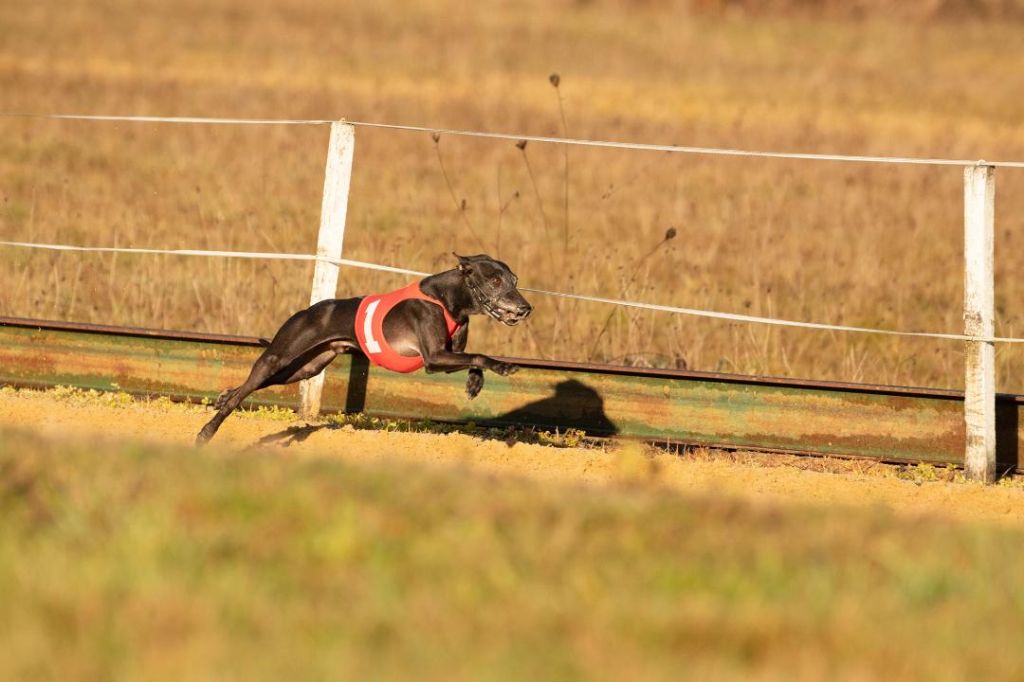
left=3, top=0, right=1024, bottom=391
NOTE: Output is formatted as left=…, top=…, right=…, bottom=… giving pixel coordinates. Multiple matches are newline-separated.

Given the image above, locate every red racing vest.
left=354, top=281, right=462, bottom=373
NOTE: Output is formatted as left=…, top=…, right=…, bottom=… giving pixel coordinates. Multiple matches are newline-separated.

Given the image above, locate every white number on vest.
left=363, top=299, right=383, bottom=354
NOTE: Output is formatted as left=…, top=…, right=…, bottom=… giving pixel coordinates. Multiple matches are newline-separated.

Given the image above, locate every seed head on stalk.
left=588, top=226, right=679, bottom=361
left=515, top=138, right=551, bottom=244
left=549, top=73, right=570, bottom=253
left=431, top=131, right=486, bottom=252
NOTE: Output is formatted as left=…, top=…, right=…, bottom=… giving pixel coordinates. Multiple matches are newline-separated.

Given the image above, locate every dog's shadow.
left=491, top=379, right=618, bottom=436
left=254, top=378, right=617, bottom=450
left=257, top=424, right=325, bottom=447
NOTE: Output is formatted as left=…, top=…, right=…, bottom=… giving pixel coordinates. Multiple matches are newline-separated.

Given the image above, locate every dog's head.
left=455, top=253, right=532, bottom=326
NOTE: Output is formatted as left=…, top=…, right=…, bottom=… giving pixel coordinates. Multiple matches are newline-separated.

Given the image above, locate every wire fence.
left=3, top=111, right=1024, bottom=167
left=3, top=239, right=1022, bottom=344
left=2, top=110, right=1022, bottom=345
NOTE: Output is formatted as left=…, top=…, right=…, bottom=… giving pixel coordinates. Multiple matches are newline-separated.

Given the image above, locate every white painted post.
left=299, top=121, right=355, bottom=420
left=963, top=164, right=996, bottom=482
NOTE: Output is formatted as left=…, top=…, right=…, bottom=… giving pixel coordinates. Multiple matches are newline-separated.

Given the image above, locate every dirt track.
left=3, top=387, right=1024, bottom=528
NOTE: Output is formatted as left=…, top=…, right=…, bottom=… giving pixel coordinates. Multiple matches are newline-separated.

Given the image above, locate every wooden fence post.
left=963, top=164, right=996, bottom=482
left=299, top=121, right=355, bottom=420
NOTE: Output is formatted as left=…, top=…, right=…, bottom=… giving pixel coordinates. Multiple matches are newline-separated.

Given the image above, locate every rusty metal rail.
left=1, top=316, right=1021, bottom=471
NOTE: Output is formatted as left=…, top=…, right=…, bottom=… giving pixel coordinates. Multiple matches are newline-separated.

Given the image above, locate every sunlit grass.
left=1, top=427, right=1024, bottom=680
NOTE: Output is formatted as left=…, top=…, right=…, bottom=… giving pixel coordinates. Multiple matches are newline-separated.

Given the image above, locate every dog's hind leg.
left=196, top=340, right=355, bottom=445
left=196, top=350, right=286, bottom=445
left=196, top=298, right=360, bottom=445
left=268, top=341, right=354, bottom=384
left=213, top=386, right=238, bottom=410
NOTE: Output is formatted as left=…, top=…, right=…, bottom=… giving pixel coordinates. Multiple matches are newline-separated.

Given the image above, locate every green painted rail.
left=1, top=316, right=1021, bottom=470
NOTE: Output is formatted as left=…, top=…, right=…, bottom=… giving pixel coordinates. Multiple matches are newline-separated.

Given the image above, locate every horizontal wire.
left=1, top=240, right=1017, bottom=344
left=2, top=111, right=1023, bottom=168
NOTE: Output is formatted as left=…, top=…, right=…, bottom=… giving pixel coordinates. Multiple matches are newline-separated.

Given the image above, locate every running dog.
left=196, top=253, right=532, bottom=443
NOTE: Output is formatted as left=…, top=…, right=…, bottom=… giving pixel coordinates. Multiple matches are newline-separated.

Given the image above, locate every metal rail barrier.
left=2, top=315, right=1020, bottom=473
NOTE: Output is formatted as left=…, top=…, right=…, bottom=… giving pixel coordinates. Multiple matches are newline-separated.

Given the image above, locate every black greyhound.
left=196, top=254, right=532, bottom=443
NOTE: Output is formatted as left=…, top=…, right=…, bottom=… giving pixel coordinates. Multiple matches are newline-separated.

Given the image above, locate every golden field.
left=2, top=0, right=1024, bottom=390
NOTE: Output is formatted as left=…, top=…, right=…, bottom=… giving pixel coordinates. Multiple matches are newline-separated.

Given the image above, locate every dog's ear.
left=453, top=252, right=473, bottom=274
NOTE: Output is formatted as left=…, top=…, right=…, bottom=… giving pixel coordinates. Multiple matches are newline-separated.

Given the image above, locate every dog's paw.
left=492, top=362, right=519, bottom=377
left=466, top=370, right=484, bottom=399
left=213, top=387, right=235, bottom=410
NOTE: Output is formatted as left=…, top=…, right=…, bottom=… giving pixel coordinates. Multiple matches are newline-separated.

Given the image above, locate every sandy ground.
left=3, top=387, right=1023, bottom=528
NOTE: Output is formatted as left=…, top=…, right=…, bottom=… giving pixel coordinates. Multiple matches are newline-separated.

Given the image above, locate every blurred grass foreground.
left=1, top=428, right=1023, bottom=680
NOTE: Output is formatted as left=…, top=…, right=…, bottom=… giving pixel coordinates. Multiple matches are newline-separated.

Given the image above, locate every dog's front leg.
left=421, top=350, right=517, bottom=376
left=451, top=323, right=484, bottom=399
left=414, top=310, right=518, bottom=381
left=419, top=335, right=517, bottom=377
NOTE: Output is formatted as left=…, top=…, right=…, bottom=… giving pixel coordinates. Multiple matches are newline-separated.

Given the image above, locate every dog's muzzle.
left=480, top=297, right=531, bottom=326
left=496, top=301, right=532, bottom=326
left=473, top=287, right=532, bottom=326
left=468, top=277, right=532, bottom=326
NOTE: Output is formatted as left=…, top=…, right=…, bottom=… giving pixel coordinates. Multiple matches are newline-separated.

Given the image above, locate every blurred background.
left=2, top=0, right=1024, bottom=389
